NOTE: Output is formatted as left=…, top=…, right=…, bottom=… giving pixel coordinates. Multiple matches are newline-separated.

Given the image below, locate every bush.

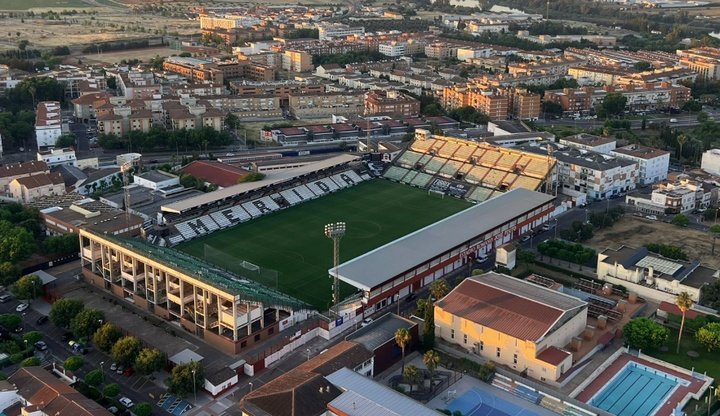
left=21, top=357, right=40, bottom=367
left=623, top=317, right=669, bottom=351
left=135, top=403, right=152, bottom=416
left=64, top=356, right=84, bottom=372
left=537, top=240, right=596, bottom=265
left=103, top=383, right=120, bottom=398
left=645, top=243, right=689, bottom=261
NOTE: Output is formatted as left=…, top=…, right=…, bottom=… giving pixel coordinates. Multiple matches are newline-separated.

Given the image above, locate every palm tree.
left=676, top=133, right=687, bottom=162
left=429, top=279, right=450, bottom=300
left=423, top=350, right=440, bottom=380
left=403, top=364, right=420, bottom=393
left=395, top=328, right=411, bottom=373
left=676, top=291, right=694, bottom=354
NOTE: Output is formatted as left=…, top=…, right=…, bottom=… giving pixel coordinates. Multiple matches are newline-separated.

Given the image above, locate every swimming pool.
left=591, top=362, right=687, bottom=416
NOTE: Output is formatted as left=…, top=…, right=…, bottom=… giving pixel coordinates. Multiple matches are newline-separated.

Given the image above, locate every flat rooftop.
left=331, top=188, right=554, bottom=291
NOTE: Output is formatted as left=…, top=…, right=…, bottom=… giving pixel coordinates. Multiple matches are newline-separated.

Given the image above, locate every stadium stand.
left=165, top=167, right=367, bottom=245
left=387, top=130, right=555, bottom=201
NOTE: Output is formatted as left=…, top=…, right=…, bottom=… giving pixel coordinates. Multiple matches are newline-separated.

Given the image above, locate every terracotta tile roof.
left=8, top=367, right=112, bottom=416
left=72, top=92, right=110, bottom=105
left=180, top=160, right=249, bottom=188
left=14, top=172, right=64, bottom=189
left=275, top=127, right=306, bottom=136
left=241, top=341, right=372, bottom=416
left=35, top=101, right=62, bottom=128
left=536, top=346, right=570, bottom=366
left=659, top=301, right=703, bottom=320
left=0, top=161, right=48, bottom=179
left=436, top=273, right=584, bottom=342
left=129, top=109, right=153, bottom=119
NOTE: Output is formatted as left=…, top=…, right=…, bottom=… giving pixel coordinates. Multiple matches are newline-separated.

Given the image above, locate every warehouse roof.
left=330, top=188, right=554, bottom=291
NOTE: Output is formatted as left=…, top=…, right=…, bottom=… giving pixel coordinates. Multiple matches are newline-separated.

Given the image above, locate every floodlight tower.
left=325, top=222, right=346, bottom=316
left=121, top=161, right=133, bottom=227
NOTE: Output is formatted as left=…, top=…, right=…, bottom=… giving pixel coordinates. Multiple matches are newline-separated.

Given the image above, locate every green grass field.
left=178, top=180, right=470, bottom=310
left=0, top=0, right=92, bottom=10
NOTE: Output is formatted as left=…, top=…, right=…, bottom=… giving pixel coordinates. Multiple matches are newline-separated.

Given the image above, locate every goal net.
left=203, top=244, right=280, bottom=290
left=428, top=189, right=445, bottom=199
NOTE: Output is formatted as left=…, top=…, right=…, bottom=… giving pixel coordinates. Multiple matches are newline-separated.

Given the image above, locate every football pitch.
left=178, top=179, right=471, bottom=310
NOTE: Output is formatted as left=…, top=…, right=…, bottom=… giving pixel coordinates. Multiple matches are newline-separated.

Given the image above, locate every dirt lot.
left=79, top=46, right=180, bottom=64
left=586, top=216, right=720, bottom=268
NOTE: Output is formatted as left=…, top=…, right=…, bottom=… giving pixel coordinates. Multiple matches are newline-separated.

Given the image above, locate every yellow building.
left=282, top=50, right=313, bottom=73
left=435, top=272, right=588, bottom=382
left=78, top=229, right=312, bottom=355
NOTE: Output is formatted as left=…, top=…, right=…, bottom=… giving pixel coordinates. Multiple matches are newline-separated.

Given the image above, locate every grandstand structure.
left=331, top=188, right=556, bottom=312
left=78, top=228, right=313, bottom=355
left=385, top=129, right=556, bottom=203
left=155, top=154, right=370, bottom=246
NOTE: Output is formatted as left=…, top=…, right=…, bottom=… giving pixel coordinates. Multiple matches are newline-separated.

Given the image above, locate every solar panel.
left=636, top=256, right=682, bottom=276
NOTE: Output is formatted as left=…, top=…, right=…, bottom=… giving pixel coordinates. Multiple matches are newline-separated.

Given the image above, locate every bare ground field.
left=79, top=46, right=180, bottom=64
left=586, top=216, right=720, bottom=268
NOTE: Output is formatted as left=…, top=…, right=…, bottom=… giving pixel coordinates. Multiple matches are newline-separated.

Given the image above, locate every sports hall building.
left=331, top=188, right=556, bottom=312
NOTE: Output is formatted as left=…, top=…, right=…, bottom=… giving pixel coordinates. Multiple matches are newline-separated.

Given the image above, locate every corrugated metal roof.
left=326, top=368, right=443, bottom=416
left=436, top=272, right=586, bottom=342
left=331, top=189, right=554, bottom=290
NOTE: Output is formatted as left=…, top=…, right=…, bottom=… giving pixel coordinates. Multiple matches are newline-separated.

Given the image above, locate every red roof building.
left=180, top=160, right=250, bottom=188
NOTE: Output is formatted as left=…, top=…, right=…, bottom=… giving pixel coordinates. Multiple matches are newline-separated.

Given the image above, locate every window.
left=479, top=341, right=484, bottom=351
left=450, top=329, right=455, bottom=339
left=513, top=354, right=518, bottom=364
left=496, top=347, right=501, bottom=358
left=463, top=334, right=467, bottom=344
left=254, top=334, right=261, bottom=342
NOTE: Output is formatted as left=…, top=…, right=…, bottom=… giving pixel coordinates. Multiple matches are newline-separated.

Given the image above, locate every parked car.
left=34, top=341, right=48, bottom=351
left=361, top=318, right=373, bottom=327
left=36, top=316, right=48, bottom=325
left=123, top=367, right=134, bottom=377
left=645, top=215, right=658, bottom=220
left=15, top=303, right=28, bottom=312
left=119, top=397, right=134, bottom=408
left=0, top=295, right=10, bottom=303
left=107, top=406, right=119, bottom=414
left=521, top=235, right=531, bottom=242
left=475, top=254, right=489, bottom=263
left=110, top=363, right=118, bottom=372
left=116, top=365, right=124, bottom=374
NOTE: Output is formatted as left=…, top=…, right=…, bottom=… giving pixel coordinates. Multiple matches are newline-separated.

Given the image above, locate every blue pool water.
left=591, top=362, right=685, bottom=416
left=448, top=388, right=538, bottom=416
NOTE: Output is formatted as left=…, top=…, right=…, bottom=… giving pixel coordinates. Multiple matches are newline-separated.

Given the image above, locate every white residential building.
left=35, top=101, right=63, bottom=148
left=133, top=170, right=180, bottom=190
left=378, top=42, right=408, bottom=57
left=317, top=23, right=365, bottom=40
left=701, top=149, right=720, bottom=176
left=37, top=147, right=77, bottom=168
left=611, top=144, right=670, bottom=185
left=456, top=47, right=494, bottom=61
left=559, top=133, right=617, bottom=154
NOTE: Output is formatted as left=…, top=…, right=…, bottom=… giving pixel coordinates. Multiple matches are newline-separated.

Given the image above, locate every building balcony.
left=82, top=247, right=100, bottom=261
left=121, top=270, right=145, bottom=283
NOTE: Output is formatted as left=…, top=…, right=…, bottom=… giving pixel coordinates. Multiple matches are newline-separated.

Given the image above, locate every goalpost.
left=203, top=244, right=280, bottom=289
left=428, top=189, right=445, bottom=199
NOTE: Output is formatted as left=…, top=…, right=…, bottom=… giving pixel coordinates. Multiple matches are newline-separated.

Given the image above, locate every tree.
left=0, top=262, right=21, bottom=286
left=623, top=317, right=669, bottom=351
left=103, top=383, right=120, bottom=398
left=541, top=101, right=563, bottom=117
left=168, top=361, right=203, bottom=398
left=85, top=369, right=103, bottom=387
left=676, top=291, right=694, bottom=354
left=598, top=93, right=627, bottom=118
left=134, top=403, right=152, bottom=416
left=429, top=280, right=450, bottom=300
left=64, top=356, right=84, bottom=371
left=403, top=364, right=421, bottom=392
left=696, top=323, right=720, bottom=352
left=93, top=322, right=123, bottom=352
left=55, top=134, right=76, bottom=148
left=50, top=299, right=84, bottom=328
left=395, top=328, right=411, bottom=373
left=135, top=347, right=165, bottom=375
left=70, top=308, right=104, bottom=339
left=416, top=298, right=430, bottom=316
left=710, top=224, right=720, bottom=255
left=21, top=357, right=40, bottom=367
left=0, top=314, right=21, bottom=331
left=697, top=112, right=710, bottom=123
left=676, top=133, right=688, bottom=162
left=633, top=61, right=652, bottom=71
left=224, top=113, right=240, bottom=130
left=22, top=331, right=42, bottom=345
left=517, top=249, right=536, bottom=269
left=671, top=214, right=689, bottom=227
left=0, top=221, right=36, bottom=263
left=423, top=350, right=440, bottom=379
left=423, top=296, right=435, bottom=350
left=111, top=336, right=142, bottom=367
left=11, top=274, right=42, bottom=301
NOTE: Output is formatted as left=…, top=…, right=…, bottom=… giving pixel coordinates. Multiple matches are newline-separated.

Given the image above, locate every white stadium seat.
left=168, top=235, right=185, bottom=245
left=307, top=178, right=339, bottom=195
left=281, top=184, right=317, bottom=205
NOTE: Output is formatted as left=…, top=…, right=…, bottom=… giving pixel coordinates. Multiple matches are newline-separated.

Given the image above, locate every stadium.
left=80, top=130, right=556, bottom=354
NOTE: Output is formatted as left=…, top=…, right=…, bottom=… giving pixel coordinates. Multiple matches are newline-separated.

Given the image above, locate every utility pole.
left=325, top=222, right=346, bottom=317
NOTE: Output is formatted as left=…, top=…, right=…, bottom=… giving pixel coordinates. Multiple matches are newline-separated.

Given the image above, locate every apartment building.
left=677, top=47, right=720, bottom=81
left=78, top=229, right=312, bottom=355
left=163, top=58, right=276, bottom=84
left=35, top=101, right=63, bottom=148
left=443, top=85, right=509, bottom=120
left=506, top=88, right=541, bottom=120
left=559, top=133, right=617, bottom=154
left=282, top=50, right=313, bottom=73
left=114, top=71, right=160, bottom=100
left=568, top=65, right=631, bottom=86
left=435, top=272, right=587, bottom=382
left=317, top=23, right=365, bottom=40
left=425, top=42, right=458, bottom=59
left=701, top=149, right=720, bottom=176
left=544, top=82, right=691, bottom=114
left=365, top=90, right=420, bottom=117
left=0, top=160, right=49, bottom=192
left=199, top=15, right=261, bottom=30
left=71, top=92, right=111, bottom=121
left=288, top=91, right=365, bottom=118
left=611, top=144, right=670, bottom=185
left=9, top=172, right=66, bottom=203
left=97, top=109, right=153, bottom=137
left=37, top=147, right=77, bottom=168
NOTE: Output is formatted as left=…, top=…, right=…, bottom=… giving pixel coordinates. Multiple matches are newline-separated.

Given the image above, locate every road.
left=0, top=296, right=164, bottom=415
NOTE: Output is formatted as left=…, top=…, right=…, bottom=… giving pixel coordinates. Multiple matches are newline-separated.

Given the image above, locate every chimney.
left=617, top=299, right=628, bottom=312
left=597, top=315, right=608, bottom=330
left=571, top=336, right=583, bottom=351
left=583, top=325, right=595, bottom=340
left=628, top=292, right=638, bottom=304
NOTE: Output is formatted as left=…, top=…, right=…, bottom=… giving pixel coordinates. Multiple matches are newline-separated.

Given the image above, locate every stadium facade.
left=79, top=229, right=313, bottom=355
left=330, top=188, right=556, bottom=312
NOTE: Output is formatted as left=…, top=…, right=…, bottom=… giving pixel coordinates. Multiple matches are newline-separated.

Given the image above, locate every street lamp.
left=325, top=222, right=346, bottom=316
left=248, top=382, right=253, bottom=393
left=306, top=348, right=310, bottom=362
left=191, top=369, right=197, bottom=403
left=100, top=361, right=105, bottom=379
